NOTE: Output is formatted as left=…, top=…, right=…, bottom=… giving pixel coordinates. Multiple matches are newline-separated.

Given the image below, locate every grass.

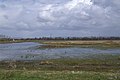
left=0, top=54, right=120, bottom=71
left=0, top=39, right=120, bottom=49
left=41, top=40, right=120, bottom=49
left=0, top=55, right=120, bottom=80
left=0, top=70, right=120, bottom=80
left=0, top=40, right=120, bottom=80
left=0, top=39, right=13, bottom=44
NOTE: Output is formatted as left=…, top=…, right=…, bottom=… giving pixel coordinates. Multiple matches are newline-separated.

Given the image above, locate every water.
left=0, top=42, right=120, bottom=61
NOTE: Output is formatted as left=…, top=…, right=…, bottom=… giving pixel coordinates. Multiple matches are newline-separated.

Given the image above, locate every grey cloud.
left=0, top=0, right=120, bottom=37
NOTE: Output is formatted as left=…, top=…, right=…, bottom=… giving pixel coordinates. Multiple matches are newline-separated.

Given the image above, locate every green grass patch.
left=0, top=54, right=120, bottom=72
left=0, top=70, right=119, bottom=80
left=0, top=54, right=120, bottom=80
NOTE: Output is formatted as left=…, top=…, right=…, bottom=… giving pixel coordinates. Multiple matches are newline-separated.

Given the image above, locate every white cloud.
left=0, top=0, right=120, bottom=37
left=65, top=0, right=92, bottom=10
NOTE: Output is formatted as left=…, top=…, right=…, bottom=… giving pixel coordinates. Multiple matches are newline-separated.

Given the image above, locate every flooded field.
left=0, top=41, right=120, bottom=80
left=0, top=42, right=120, bottom=61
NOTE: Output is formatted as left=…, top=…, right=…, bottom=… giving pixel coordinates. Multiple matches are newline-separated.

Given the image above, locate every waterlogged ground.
left=0, top=42, right=120, bottom=61
left=0, top=41, right=120, bottom=80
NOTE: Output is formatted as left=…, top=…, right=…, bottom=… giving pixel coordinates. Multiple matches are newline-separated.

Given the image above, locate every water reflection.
left=0, top=42, right=120, bottom=61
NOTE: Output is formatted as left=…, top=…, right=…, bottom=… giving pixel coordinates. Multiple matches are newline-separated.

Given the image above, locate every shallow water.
left=0, top=42, right=120, bottom=61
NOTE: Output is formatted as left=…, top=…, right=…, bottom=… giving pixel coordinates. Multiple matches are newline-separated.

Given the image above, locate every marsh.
left=0, top=41, right=120, bottom=61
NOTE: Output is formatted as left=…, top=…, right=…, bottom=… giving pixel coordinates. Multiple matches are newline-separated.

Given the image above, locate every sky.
left=0, top=0, right=120, bottom=38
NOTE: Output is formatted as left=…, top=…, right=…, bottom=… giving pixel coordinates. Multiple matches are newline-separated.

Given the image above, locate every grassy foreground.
left=0, top=70, right=120, bottom=80
left=0, top=54, right=120, bottom=80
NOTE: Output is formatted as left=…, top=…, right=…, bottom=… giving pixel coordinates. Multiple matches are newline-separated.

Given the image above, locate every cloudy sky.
left=0, top=0, right=120, bottom=38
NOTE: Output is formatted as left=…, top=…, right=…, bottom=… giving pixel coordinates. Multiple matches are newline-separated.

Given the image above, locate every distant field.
left=39, top=40, right=120, bottom=49
left=41, top=40, right=120, bottom=45
left=1, top=39, right=120, bottom=44
left=1, top=39, right=120, bottom=49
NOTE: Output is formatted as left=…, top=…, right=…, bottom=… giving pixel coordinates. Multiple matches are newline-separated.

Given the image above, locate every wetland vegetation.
left=0, top=54, right=120, bottom=80
left=0, top=38, right=120, bottom=80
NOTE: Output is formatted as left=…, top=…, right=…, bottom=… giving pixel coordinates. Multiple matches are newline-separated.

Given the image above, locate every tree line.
left=16, top=37, right=120, bottom=40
